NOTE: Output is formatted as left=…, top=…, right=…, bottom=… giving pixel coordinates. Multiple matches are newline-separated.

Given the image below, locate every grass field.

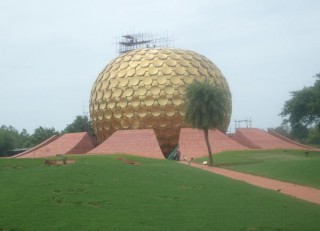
left=198, top=149, right=320, bottom=188
left=0, top=155, right=320, bottom=231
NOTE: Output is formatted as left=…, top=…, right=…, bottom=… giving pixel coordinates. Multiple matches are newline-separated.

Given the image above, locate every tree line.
left=0, top=115, right=93, bottom=157
left=276, top=73, right=320, bottom=145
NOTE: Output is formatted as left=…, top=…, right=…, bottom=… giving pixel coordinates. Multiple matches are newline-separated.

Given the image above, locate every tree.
left=0, top=126, right=17, bottom=156
left=281, top=73, right=320, bottom=139
left=30, top=126, right=58, bottom=146
left=62, top=115, right=94, bottom=138
left=184, top=80, right=231, bottom=166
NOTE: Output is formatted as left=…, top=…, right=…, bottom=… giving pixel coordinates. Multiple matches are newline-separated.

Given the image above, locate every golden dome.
left=90, top=48, right=232, bottom=156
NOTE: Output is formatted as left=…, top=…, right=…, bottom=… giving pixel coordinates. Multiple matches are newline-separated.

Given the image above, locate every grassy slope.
left=0, top=155, right=319, bottom=231
left=200, top=150, right=320, bottom=188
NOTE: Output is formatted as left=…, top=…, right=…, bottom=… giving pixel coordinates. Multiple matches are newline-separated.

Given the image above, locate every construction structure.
left=116, top=32, right=174, bottom=54
left=234, top=119, right=252, bottom=129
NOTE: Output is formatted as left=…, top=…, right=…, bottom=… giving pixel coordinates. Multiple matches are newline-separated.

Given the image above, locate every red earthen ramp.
left=18, top=132, right=94, bottom=158
left=179, top=128, right=249, bottom=158
left=12, top=135, right=59, bottom=158
left=233, top=128, right=311, bottom=150
left=88, top=129, right=164, bottom=159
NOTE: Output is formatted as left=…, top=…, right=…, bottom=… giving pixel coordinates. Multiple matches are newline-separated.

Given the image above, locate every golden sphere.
left=90, top=48, right=231, bottom=156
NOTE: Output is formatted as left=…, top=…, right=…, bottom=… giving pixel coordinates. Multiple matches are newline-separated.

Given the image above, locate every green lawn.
left=199, top=149, right=320, bottom=188
left=0, top=155, right=320, bottom=231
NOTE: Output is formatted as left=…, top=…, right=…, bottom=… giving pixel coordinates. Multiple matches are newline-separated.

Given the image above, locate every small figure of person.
left=175, top=149, right=181, bottom=161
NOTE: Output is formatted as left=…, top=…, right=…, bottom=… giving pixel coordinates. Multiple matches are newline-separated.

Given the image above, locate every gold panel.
left=130, top=76, right=140, bottom=86
left=167, top=59, right=177, bottom=67
left=97, top=91, right=103, bottom=100
left=118, top=98, right=128, bottom=108
left=199, top=67, right=208, bottom=76
left=144, top=115, right=154, bottom=128
left=119, top=78, right=129, bottom=87
left=145, top=95, right=154, bottom=106
left=120, top=62, right=129, bottom=70
left=149, top=49, right=158, bottom=54
left=99, top=101, right=107, bottom=110
left=179, top=59, right=189, bottom=67
left=131, top=118, right=140, bottom=128
left=97, top=110, right=104, bottom=120
left=187, top=67, right=197, bottom=75
left=166, top=104, right=175, bottom=116
left=145, top=54, right=155, bottom=60
left=105, top=109, right=112, bottom=119
left=123, top=55, right=132, bottom=62
left=114, top=57, right=123, bottom=64
left=110, top=79, right=119, bottom=87
left=158, top=95, right=168, bottom=105
left=158, top=53, right=168, bottom=60
left=129, top=61, right=139, bottom=68
left=112, top=63, right=121, bottom=70
left=137, top=86, right=147, bottom=96
left=142, top=76, right=152, bottom=85
left=141, top=60, right=150, bottom=68
left=103, top=121, right=111, bottom=130
left=137, top=106, right=147, bottom=117
left=183, top=76, right=193, bottom=84
left=151, top=104, right=161, bottom=116
left=125, top=107, right=134, bottom=118
left=169, top=53, right=180, bottom=60
left=150, top=85, right=161, bottom=95
left=157, top=76, right=167, bottom=85
left=131, top=96, right=140, bottom=107
left=164, top=86, right=174, bottom=95
left=107, top=98, right=116, bottom=109
left=162, top=67, right=172, bottom=75
left=178, top=85, right=186, bottom=94
left=117, top=69, right=126, bottom=78
left=124, top=88, right=134, bottom=97
left=112, top=88, right=122, bottom=98
left=112, top=120, right=120, bottom=129
left=132, top=55, right=142, bottom=61
left=158, top=115, right=167, bottom=127
left=153, top=59, right=164, bottom=67
left=136, top=68, right=146, bottom=76
left=170, top=75, right=180, bottom=84
left=126, top=68, right=136, bottom=77
left=175, top=66, right=185, bottom=75
left=113, top=108, right=122, bottom=119
left=172, top=95, right=182, bottom=105
left=120, top=118, right=130, bottom=129
left=90, top=48, right=232, bottom=156
left=201, top=61, right=209, bottom=68
left=182, top=53, right=192, bottom=60
left=148, top=67, right=159, bottom=75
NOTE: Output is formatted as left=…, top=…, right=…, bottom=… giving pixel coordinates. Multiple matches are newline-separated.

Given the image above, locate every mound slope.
left=179, top=128, right=249, bottom=158
left=17, top=132, right=94, bottom=158
left=233, top=128, right=313, bottom=150
left=87, top=129, right=164, bottom=159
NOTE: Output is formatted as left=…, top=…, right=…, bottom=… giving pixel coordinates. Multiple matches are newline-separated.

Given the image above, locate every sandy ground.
left=180, top=161, right=320, bottom=205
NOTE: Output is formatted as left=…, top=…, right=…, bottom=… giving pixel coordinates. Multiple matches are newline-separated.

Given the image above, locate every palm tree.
left=184, top=80, right=231, bottom=166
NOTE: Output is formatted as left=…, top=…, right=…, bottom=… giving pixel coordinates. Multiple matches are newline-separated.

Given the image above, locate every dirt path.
left=180, top=161, right=320, bottom=205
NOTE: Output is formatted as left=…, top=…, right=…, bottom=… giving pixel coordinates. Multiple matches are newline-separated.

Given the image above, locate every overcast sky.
left=1, top=0, right=319, bottom=133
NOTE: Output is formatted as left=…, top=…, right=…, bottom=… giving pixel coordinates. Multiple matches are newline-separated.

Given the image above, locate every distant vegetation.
left=278, top=73, right=320, bottom=145
left=0, top=115, right=93, bottom=157
left=0, top=155, right=320, bottom=231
